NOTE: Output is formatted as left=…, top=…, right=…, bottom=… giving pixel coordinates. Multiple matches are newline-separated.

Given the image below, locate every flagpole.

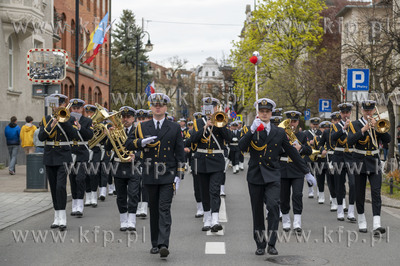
left=74, top=0, right=80, bottom=98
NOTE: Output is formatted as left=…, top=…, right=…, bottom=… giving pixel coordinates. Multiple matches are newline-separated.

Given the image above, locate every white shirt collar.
left=265, top=121, right=271, bottom=134
left=153, top=117, right=165, bottom=128
left=124, top=125, right=133, bottom=134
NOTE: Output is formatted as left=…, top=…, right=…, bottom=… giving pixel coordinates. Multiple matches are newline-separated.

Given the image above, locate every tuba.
left=88, top=104, right=132, bottom=162
left=278, top=119, right=300, bottom=145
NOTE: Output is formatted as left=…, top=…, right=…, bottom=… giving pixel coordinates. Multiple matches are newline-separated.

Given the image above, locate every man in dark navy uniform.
left=239, top=99, right=315, bottom=256
left=229, top=121, right=242, bottom=174
left=38, top=94, right=79, bottom=230
left=304, top=117, right=322, bottom=198
left=126, top=93, right=185, bottom=259
left=331, top=103, right=356, bottom=222
left=279, top=111, right=313, bottom=234
left=347, top=100, right=390, bottom=235
left=68, top=99, right=94, bottom=217
left=191, top=97, right=231, bottom=233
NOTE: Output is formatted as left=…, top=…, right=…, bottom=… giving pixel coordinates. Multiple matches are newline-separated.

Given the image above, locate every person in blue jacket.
left=4, top=116, right=21, bottom=175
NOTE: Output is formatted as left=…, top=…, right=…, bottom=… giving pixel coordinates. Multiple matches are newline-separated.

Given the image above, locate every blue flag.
left=93, top=12, right=109, bottom=45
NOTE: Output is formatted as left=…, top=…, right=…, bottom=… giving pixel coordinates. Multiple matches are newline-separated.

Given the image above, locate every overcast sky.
left=111, top=0, right=254, bottom=69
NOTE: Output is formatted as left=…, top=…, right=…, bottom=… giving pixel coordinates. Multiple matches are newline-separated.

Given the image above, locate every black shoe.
left=255, top=248, right=265, bottom=255
left=211, top=224, right=223, bottom=232
left=373, top=227, right=386, bottom=236
left=113, top=191, right=117, bottom=195
left=120, top=227, right=127, bottom=232
left=150, top=247, right=159, bottom=254
left=50, top=223, right=59, bottom=229
left=159, top=246, right=169, bottom=258
left=294, top=228, right=302, bottom=235
left=283, top=228, right=290, bottom=232
left=308, top=195, right=314, bottom=199
left=75, top=211, right=83, bottom=218
left=70, top=211, right=76, bottom=216
left=99, top=195, right=105, bottom=201
left=202, top=226, right=211, bottom=231
left=359, top=228, right=368, bottom=233
left=59, top=225, right=67, bottom=231
left=267, top=245, right=278, bottom=255
left=92, top=203, right=97, bottom=208
left=337, top=217, right=344, bottom=221
left=195, top=214, right=204, bottom=218
left=127, top=227, right=136, bottom=232
left=347, top=217, right=357, bottom=223
left=141, top=214, right=147, bottom=218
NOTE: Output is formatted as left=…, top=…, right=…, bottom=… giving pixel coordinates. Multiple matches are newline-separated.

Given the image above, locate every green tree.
left=230, top=0, right=326, bottom=112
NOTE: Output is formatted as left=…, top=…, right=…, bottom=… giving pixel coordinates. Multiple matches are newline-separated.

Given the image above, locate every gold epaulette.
left=194, top=119, right=199, bottom=132
left=358, top=136, right=370, bottom=145
left=332, top=124, right=338, bottom=132
left=349, top=122, right=356, bottom=134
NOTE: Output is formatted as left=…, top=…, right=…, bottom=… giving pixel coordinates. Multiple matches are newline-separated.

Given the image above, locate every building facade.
left=54, top=0, right=110, bottom=109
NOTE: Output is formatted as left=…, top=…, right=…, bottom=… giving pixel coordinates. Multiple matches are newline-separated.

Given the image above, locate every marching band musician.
left=84, top=104, right=109, bottom=201
left=331, top=103, right=356, bottom=222
left=68, top=99, right=94, bottom=217
left=183, top=116, right=204, bottom=218
left=347, top=100, right=390, bottom=235
left=280, top=111, right=313, bottom=234
left=191, top=97, right=231, bottom=232
left=135, top=109, right=150, bottom=218
left=317, top=112, right=341, bottom=210
left=237, top=120, right=246, bottom=171
left=304, top=117, right=322, bottom=198
left=125, top=93, right=185, bottom=258
left=239, top=99, right=315, bottom=256
left=38, top=94, right=80, bottom=230
left=270, top=116, right=282, bottom=127
left=229, top=121, right=242, bottom=174
left=105, top=106, right=139, bottom=232
left=313, top=121, right=331, bottom=204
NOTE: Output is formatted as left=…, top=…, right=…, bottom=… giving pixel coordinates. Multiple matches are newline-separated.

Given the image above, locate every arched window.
left=64, top=84, right=68, bottom=95
left=87, top=0, right=91, bottom=11
left=88, top=87, right=93, bottom=103
left=69, top=85, right=74, bottom=99
left=8, top=36, right=13, bottom=90
left=81, top=85, right=85, bottom=101
left=71, top=19, right=75, bottom=60
left=94, top=87, right=102, bottom=104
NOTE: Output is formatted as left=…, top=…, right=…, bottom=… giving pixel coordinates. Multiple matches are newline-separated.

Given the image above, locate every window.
left=69, top=85, right=74, bottom=99
left=212, top=71, right=215, bottom=77
left=87, top=0, right=90, bottom=11
left=71, top=20, right=76, bottom=60
left=8, top=36, right=13, bottom=90
left=61, top=13, right=67, bottom=50
left=205, top=72, right=208, bottom=77
left=94, top=87, right=102, bottom=104
left=81, top=85, right=85, bottom=101
left=34, top=40, right=43, bottom=48
left=88, top=87, right=93, bottom=103
left=64, top=84, right=68, bottom=95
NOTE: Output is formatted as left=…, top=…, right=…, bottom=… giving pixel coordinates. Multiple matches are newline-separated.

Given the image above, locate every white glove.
left=141, top=136, right=157, bottom=147
left=174, top=176, right=181, bottom=191
left=232, top=137, right=238, bottom=142
left=250, top=118, right=262, bottom=134
left=305, top=172, right=317, bottom=186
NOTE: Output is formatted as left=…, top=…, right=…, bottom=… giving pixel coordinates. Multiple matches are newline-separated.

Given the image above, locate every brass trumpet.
left=47, top=102, right=72, bottom=135
left=367, top=108, right=390, bottom=148
left=211, top=111, right=229, bottom=128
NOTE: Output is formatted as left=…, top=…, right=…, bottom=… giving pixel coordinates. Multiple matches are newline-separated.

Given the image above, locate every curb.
left=0, top=194, right=72, bottom=231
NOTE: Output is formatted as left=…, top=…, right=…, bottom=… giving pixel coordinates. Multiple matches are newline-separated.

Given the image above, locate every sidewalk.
left=0, top=165, right=70, bottom=230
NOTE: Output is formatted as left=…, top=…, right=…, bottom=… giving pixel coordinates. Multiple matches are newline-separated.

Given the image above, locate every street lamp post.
left=135, top=31, right=153, bottom=105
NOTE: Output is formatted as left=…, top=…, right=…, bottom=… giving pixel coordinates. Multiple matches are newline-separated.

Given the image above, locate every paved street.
left=1, top=162, right=400, bottom=265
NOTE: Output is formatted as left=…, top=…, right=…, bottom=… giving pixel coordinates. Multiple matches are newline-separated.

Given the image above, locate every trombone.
left=367, top=108, right=390, bottom=148
left=47, top=102, right=72, bottom=135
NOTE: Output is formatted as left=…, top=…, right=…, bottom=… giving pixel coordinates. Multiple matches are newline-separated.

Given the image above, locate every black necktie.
left=156, top=121, right=160, bottom=132
left=125, top=128, right=129, bottom=135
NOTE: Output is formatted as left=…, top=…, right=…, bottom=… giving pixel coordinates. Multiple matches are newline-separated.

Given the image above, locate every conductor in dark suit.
left=125, top=93, right=185, bottom=259
left=347, top=100, right=390, bottom=235
left=38, top=94, right=79, bottom=230
left=239, top=99, right=315, bottom=256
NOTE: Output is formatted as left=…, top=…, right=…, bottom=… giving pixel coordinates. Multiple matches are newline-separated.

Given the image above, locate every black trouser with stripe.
left=334, top=166, right=355, bottom=205
left=355, top=172, right=382, bottom=216
left=46, top=165, right=67, bottom=210
left=146, top=183, right=174, bottom=248
left=280, top=178, right=304, bottom=215
left=198, top=171, right=222, bottom=213
left=248, top=181, right=280, bottom=249
left=69, top=162, right=86, bottom=199
left=192, top=172, right=202, bottom=203
left=114, top=175, right=140, bottom=213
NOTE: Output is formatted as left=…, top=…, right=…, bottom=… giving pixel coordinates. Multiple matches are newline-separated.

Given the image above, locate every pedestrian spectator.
left=20, top=116, right=37, bottom=154
left=33, top=121, right=44, bottom=153
left=4, top=116, right=20, bottom=175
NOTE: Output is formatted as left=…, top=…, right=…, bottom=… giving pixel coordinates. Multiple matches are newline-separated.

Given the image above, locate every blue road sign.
left=319, top=99, right=332, bottom=112
left=304, top=109, right=311, bottom=121
left=230, top=111, right=237, bottom=119
left=347, top=69, right=369, bottom=91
